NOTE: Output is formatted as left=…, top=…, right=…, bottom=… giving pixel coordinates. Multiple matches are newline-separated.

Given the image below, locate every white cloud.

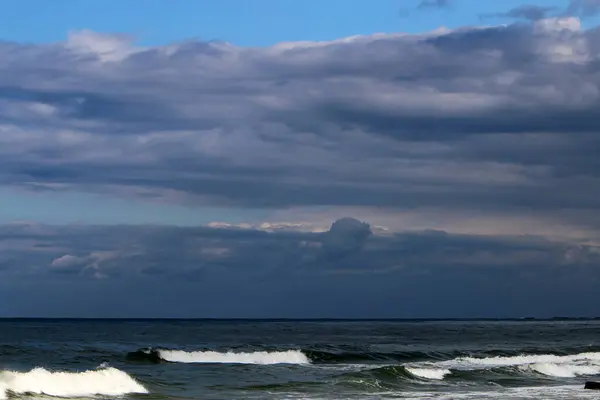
left=65, top=30, right=139, bottom=62
left=50, top=254, right=84, bottom=269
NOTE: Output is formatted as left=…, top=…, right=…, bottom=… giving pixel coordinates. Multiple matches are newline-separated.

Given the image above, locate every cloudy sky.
left=1, top=0, right=600, bottom=318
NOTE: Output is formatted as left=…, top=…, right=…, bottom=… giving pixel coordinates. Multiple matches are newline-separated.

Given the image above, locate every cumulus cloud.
left=321, top=217, right=372, bottom=259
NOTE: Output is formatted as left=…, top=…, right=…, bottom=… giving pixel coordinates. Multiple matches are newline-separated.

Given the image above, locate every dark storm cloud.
left=1, top=219, right=598, bottom=317
left=0, top=22, right=600, bottom=221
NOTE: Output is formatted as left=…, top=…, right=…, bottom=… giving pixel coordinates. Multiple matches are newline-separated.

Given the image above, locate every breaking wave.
left=405, top=367, right=451, bottom=380
left=449, top=352, right=600, bottom=368
left=345, top=365, right=451, bottom=382
left=328, top=365, right=442, bottom=391
left=126, top=347, right=600, bottom=379
left=397, top=351, right=600, bottom=381
left=0, top=366, right=147, bottom=399
left=123, top=346, right=600, bottom=393
left=129, top=348, right=310, bottom=365
left=331, top=350, right=600, bottom=390
left=439, top=351, right=600, bottom=378
left=127, top=346, right=600, bottom=365
left=526, top=362, right=600, bottom=377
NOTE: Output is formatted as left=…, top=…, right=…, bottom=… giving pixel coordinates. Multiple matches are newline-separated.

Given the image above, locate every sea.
left=1, top=319, right=600, bottom=399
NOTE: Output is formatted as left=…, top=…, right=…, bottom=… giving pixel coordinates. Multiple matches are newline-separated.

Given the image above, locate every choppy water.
left=1, top=319, right=600, bottom=399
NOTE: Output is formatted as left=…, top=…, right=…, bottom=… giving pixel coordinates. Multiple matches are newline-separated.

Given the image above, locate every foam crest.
left=449, top=351, right=600, bottom=369
left=405, top=367, right=450, bottom=380
left=158, top=349, right=310, bottom=365
left=0, top=366, right=147, bottom=399
left=527, top=362, right=600, bottom=377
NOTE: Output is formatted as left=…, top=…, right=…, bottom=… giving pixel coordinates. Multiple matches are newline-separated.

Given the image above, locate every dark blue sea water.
left=1, top=319, right=600, bottom=399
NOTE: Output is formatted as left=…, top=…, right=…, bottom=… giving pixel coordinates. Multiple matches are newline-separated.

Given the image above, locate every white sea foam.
left=0, top=366, right=147, bottom=399
left=527, top=362, right=600, bottom=377
left=450, top=352, right=600, bottom=369
left=405, top=367, right=450, bottom=380
left=403, top=351, right=600, bottom=380
left=158, top=349, right=310, bottom=364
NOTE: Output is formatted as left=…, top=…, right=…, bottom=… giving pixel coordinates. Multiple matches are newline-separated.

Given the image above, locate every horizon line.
left=0, top=317, right=598, bottom=321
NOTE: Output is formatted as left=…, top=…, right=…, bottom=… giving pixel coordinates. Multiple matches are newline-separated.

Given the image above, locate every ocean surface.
left=1, top=319, right=600, bottom=399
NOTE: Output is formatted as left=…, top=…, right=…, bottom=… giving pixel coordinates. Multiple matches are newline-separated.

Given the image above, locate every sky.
left=4, top=0, right=598, bottom=47
left=1, top=0, right=600, bottom=317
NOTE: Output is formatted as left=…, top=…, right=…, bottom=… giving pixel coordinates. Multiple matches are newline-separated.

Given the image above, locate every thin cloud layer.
left=567, top=0, right=600, bottom=17
left=482, top=5, right=558, bottom=21
left=486, top=1, right=600, bottom=21
left=417, top=0, right=452, bottom=9
left=1, top=220, right=599, bottom=317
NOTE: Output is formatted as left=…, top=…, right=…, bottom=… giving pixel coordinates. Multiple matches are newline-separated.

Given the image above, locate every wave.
left=405, top=367, right=451, bottom=380
left=329, top=365, right=454, bottom=392
left=302, top=346, right=600, bottom=365
left=526, top=362, right=600, bottom=378
left=123, top=346, right=600, bottom=388
left=128, top=348, right=310, bottom=365
left=125, top=348, right=512, bottom=366
left=436, top=351, right=600, bottom=379
left=127, top=347, right=464, bottom=365
left=448, top=352, right=600, bottom=369
left=347, top=365, right=447, bottom=378
left=126, top=347, right=600, bottom=376
left=411, top=355, right=600, bottom=380
left=397, top=351, right=600, bottom=381
left=206, top=346, right=600, bottom=365
left=330, top=351, right=600, bottom=390
left=160, top=349, right=310, bottom=364
left=126, top=347, right=561, bottom=365
left=0, top=366, right=147, bottom=399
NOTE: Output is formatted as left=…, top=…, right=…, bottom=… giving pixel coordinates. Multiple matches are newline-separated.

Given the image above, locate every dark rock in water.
left=585, top=381, right=600, bottom=390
